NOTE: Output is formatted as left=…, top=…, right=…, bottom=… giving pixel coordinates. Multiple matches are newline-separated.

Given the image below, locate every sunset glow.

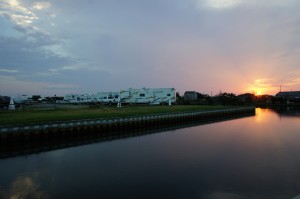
left=0, top=1, right=300, bottom=96
left=245, top=78, right=279, bottom=96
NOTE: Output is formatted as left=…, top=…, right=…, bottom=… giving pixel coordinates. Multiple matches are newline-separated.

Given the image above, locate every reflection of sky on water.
left=0, top=108, right=300, bottom=198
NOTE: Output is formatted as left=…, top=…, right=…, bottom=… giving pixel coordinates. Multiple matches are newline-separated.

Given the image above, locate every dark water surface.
left=1, top=108, right=300, bottom=199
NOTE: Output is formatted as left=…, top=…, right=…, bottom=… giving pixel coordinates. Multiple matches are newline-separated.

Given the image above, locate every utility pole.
left=280, top=85, right=281, bottom=92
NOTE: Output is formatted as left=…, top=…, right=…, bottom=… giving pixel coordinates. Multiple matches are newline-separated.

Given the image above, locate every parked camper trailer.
left=63, top=88, right=175, bottom=105
left=14, top=95, right=33, bottom=104
left=64, top=94, right=96, bottom=104
left=95, top=92, right=119, bottom=104
left=120, top=88, right=176, bottom=105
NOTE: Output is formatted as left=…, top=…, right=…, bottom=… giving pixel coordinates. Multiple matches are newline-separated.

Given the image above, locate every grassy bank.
left=0, top=104, right=236, bottom=126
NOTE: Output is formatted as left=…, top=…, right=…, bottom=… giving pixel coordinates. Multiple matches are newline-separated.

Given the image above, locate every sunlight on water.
left=254, top=108, right=279, bottom=123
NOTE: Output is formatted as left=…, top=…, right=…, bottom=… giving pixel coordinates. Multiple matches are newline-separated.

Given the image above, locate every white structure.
left=64, top=94, right=96, bottom=104
left=14, top=95, right=33, bottom=104
left=120, top=88, right=176, bottom=105
left=9, top=97, right=15, bottom=110
left=63, top=88, right=176, bottom=105
left=95, top=92, right=119, bottom=104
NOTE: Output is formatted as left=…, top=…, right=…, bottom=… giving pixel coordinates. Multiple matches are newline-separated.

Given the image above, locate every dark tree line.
left=176, top=92, right=297, bottom=106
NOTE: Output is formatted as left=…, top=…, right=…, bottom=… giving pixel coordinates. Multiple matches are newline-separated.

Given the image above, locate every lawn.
left=0, top=104, right=233, bottom=126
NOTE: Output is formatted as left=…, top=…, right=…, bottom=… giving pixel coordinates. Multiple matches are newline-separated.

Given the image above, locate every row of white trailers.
left=63, top=88, right=176, bottom=105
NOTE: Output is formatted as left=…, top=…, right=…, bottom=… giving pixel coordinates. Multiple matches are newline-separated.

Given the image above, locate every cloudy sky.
left=1, top=0, right=300, bottom=96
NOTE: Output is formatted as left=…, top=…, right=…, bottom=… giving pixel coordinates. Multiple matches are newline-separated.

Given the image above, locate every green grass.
left=0, top=105, right=234, bottom=126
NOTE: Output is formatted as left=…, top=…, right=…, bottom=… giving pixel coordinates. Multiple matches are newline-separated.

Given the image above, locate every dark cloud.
left=0, top=36, right=75, bottom=72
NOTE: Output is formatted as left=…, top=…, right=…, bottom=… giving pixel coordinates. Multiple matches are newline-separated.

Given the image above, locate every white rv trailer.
left=14, top=95, right=33, bottom=104
left=63, top=92, right=119, bottom=104
left=95, top=92, right=119, bottom=104
left=120, top=88, right=176, bottom=105
left=64, top=94, right=95, bottom=104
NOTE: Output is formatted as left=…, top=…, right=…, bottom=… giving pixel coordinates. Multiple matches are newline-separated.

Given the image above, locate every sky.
left=1, top=0, right=300, bottom=97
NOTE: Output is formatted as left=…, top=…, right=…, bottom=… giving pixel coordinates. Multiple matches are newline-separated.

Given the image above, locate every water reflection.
left=272, top=107, right=300, bottom=118
left=254, top=108, right=278, bottom=123
left=0, top=112, right=254, bottom=159
left=0, top=108, right=300, bottom=199
left=0, top=175, right=48, bottom=199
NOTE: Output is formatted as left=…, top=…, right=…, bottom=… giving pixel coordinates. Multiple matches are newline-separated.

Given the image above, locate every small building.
left=275, top=91, right=300, bottom=99
left=184, top=91, right=198, bottom=101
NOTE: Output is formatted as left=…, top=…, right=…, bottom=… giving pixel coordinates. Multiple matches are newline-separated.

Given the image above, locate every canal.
left=0, top=108, right=300, bottom=199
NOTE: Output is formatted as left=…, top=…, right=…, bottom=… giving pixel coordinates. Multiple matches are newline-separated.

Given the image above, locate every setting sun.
left=256, top=91, right=262, bottom=96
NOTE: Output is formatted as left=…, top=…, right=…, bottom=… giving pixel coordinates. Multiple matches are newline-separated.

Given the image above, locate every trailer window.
left=140, top=93, right=145, bottom=97
left=167, top=94, right=171, bottom=96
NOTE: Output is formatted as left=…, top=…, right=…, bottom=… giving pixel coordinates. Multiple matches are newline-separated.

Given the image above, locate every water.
left=0, top=108, right=300, bottom=199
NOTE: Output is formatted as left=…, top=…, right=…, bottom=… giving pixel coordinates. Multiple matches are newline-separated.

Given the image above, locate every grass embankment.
left=0, top=105, right=233, bottom=126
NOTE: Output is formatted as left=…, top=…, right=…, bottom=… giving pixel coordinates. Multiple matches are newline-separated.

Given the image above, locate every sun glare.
left=256, top=91, right=262, bottom=96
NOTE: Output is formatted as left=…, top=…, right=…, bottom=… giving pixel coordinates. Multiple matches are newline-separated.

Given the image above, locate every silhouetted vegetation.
left=176, top=91, right=300, bottom=107
left=0, top=96, right=10, bottom=109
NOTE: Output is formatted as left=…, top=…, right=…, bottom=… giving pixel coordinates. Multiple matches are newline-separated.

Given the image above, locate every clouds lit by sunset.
left=1, top=0, right=300, bottom=96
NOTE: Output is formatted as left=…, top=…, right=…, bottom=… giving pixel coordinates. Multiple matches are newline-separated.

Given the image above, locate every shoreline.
left=0, top=107, right=255, bottom=143
left=0, top=105, right=246, bottom=126
left=0, top=109, right=255, bottom=159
